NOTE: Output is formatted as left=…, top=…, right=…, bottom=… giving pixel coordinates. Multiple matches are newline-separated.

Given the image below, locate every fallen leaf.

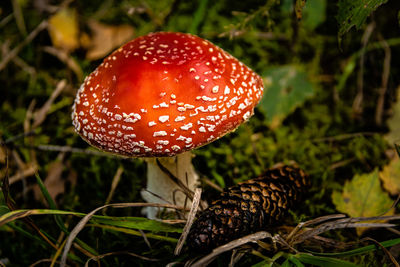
left=0, top=146, right=5, bottom=164
left=302, top=0, right=327, bottom=31
left=380, top=157, right=400, bottom=195
left=385, top=86, right=400, bottom=145
left=48, top=8, right=79, bottom=52
left=34, top=157, right=65, bottom=203
left=332, top=169, right=394, bottom=235
left=258, top=65, right=315, bottom=129
left=85, top=20, right=134, bottom=60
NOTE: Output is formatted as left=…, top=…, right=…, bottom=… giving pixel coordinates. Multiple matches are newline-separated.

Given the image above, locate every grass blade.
left=294, top=253, right=358, bottom=267
left=308, top=238, right=400, bottom=257
left=0, top=208, right=182, bottom=233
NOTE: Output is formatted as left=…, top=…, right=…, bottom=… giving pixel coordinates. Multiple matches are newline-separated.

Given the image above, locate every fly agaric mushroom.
left=72, top=32, right=264, bottom=218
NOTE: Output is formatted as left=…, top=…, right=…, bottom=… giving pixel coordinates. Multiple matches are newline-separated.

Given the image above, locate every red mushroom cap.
left=72, top=32, right=264, bottom=157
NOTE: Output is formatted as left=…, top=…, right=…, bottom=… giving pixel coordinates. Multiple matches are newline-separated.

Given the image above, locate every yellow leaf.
left=386, top=86, right=400, bottom=145
left=48, top=8, right=79, bottom=52
left=332, top=169, right=394, bottom=235
left=85, top=20, right=134, bottom=60
left=380, top=156, right=400, bottom=195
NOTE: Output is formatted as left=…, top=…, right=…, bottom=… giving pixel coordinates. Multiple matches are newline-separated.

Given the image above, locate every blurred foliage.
left=259, top=64, right=315, bottom=128
left=386, top=87, right=400, bottom=145
left=0, top=0, right=400, bottom=266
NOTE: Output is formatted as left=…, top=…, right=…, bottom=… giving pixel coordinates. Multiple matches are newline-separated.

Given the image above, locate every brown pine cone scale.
left=187, top=164, right=309, bottom=252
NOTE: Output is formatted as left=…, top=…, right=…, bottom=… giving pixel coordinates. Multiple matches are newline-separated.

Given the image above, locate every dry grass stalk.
left=189, top=231, right=272, bottom=267
left=59, top=202, right=188, bottom=267
left=175, top=188, right=202, bottom=256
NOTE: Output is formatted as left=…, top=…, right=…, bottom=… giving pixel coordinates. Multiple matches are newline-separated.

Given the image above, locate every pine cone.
left=187, top=164, right=310, bottom=252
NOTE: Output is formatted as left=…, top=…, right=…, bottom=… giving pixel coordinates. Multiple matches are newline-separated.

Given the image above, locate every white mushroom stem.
left=141, top=151, right=200, bottom=219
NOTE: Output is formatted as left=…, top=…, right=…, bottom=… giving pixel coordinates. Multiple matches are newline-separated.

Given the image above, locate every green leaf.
left=288, top=256, right=305, bottom=267
left=332, top=169, right=394, bottom=234
left=303, top=0, right=327, bottom=30
left=281, top=259, right=293, bottom=267
left=251, top=260, right=272, bottom=267
left=212, top=169, right=225, bottom=188
left=294, top=253, right=358, bottom=267
left=337, top=0, right=388, bottom=39
left=259, top=65, right=315, bottom=128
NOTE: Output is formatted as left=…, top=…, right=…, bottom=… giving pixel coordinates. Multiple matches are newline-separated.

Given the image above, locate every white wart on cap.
left=72, top=32, right=264, bottom=157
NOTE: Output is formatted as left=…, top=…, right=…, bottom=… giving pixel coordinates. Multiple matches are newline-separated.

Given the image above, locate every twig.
left=273, top=234, right=298, bottom=254
left=201, top=176, right=223, bottom=192
left=1, top=40, right=36, bottom=78
left=4, top=142, right=121, bottom=158
left=11, top=0, right=27, bottom=36
left=217, top=30, right=287, bottom=41
left=8, top=150, right=38, bottom=185
left=29, top=259, right=61, bottom=267
left=12, top=56, right=36, bottom=76
left=387, top=227, right=400, bottom=236
left=8, top=164, right=37, bottom=184
left=84, top=251, right=159, bottom=266
left=375, top=34, right=391, bottom=126
left=103, top=166, right=124, bottom=214
left=329, top=157, right=356, bottom=170
left=32, top=79, right=67, bottom=128
left=0, top=14, right=13, bottom=28
left=311, top=132, right=377, bottom=143
left=37, top=145, right=116, bottom=157
left=308, top=235, right=353, bottom=249
left=42, top=46, right=83, bottom=80
left=0, top=20, right=48, bottom=72
left=352, top=22, right=375, bottom=118
left=24, top=99, right=38, bottom=168
left=3, top=131, right=37, bottom=145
